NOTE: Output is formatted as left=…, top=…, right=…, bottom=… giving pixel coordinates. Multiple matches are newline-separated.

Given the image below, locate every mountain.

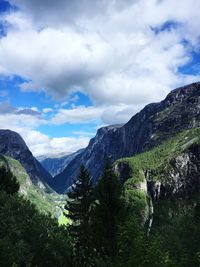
left=53, top=82, right=200, bottom=193
left=0, top=129, right=52, bottom=186
left=39, top=149, right=84, bottom=177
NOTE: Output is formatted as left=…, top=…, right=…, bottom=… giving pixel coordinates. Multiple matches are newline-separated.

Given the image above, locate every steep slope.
left=0, top=155, right=66, bottom=216
left=0, top=129, right=52, bottom=186
left=39, top=149, right=84, bottom=177
left=114, top=127, right=200, bottom=226
left=53, top=82, right=200, bottom=193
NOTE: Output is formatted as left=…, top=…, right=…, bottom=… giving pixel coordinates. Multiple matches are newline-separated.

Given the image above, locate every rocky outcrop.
left=148, top=144, right=200, bottom=201
left=115, top=140, right=200, bottom=231
left=53, top=82, right=200, bottom=193
left=0, top=129, right=52, bottom=186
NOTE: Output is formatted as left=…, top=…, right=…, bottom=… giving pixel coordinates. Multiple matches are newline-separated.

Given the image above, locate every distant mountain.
left=0, top=129, right=52, bottom=186
left=39, top=149, right=85, bottom=177
left=53, top=82, right=200, bottom=193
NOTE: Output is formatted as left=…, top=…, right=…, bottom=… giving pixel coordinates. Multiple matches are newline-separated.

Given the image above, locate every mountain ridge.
left=39, top=149, right=85, bottom=177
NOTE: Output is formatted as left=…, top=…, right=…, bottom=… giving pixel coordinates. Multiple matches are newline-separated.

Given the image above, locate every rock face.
left=114, top=131, right=200, bottom=230
left=54, top=82, right=200, bottom=193
left=148, top=144, right=200, bottom=201
left=0, top=129, right=52, bottom=186
left=39, top=149, right=84, bottom=177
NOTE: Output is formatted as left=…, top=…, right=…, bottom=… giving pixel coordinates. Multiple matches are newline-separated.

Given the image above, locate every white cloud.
left=0, top=0, right=199, bottom=108
left=0, top=111, right=90, bottom=156
left=51, top=106, right=103, bottom=124
left=22, top=130, right=89, bottom=157
left=0, top=102, right=143, bottom=156
left=0, top=0, right=200, bottom=156
left=73, top=131, right=95, bottom=137
left=51, top=104, right=144, bottom=125
left=0, top=113, right=43, bottom=130
left=0, top=101, right=41, bottom=116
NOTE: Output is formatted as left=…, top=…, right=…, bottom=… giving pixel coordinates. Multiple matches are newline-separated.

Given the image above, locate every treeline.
left=1, top=164, right=200, bottom=266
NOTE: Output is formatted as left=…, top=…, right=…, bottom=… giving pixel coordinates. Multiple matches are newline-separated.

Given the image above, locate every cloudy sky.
left=0, top=0, right=200, bottom=156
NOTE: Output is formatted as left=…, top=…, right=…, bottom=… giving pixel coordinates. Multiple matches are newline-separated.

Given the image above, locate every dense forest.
left=1, top=162, right=200, bottom=267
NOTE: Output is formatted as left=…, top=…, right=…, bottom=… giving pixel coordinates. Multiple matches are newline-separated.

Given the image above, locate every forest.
left=1, top=162, right=200, bottom=267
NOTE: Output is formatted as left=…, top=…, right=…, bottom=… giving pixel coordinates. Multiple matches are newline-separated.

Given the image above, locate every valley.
left=0, top=82, right=200, bottom=266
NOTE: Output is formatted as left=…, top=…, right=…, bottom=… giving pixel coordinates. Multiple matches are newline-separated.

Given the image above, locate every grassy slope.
left=117, top=127, right=200, bottom=184
left=0, top=155, right=67, bottom=218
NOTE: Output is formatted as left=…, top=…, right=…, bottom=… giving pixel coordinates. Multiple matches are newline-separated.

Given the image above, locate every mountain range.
left=0, top=82, right=200, bottom=198
left=38, top=149, right=84, bottom=177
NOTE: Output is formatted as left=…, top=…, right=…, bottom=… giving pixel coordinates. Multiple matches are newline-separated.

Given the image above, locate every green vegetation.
left=0, top=164, right=19, bottom=194
left=58, top=210, right=71, bottom=225
left=65, top=165, right=94, bottom=267
left=92, top=161, right=124, bottom=261
left=1, top=128, right=200, bottom=266
left=123, top=186, right=148, bottom=215
left=64, top=162, right=200, bottom=267
left=0, top=155, right=66, bottom=217
left=116, top=128, right=200, bottom=218
left=0, top=165, right=72, bottom=267
left=117, top=127, right=200, bottom=184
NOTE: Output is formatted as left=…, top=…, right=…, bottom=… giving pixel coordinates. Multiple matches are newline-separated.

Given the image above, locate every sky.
left=0, top=0, right=200, bottom=157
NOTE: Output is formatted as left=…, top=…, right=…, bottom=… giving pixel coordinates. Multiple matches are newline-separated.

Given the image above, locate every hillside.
left=115, top=127, right=200, bottom=225
left=0, top=155, right=66, bottom=217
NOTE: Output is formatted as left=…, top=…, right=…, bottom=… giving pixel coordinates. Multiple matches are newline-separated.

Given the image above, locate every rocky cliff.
left=114, top=127, right=200, bottom=228
left=0, top=129, right=52, bottom=186
left=53, top=82, right=200, bottom=193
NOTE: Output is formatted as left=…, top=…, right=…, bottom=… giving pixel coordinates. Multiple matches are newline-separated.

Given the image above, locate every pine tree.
left=0, top=166, right=19, bottom=194
left=92, top=161, right=123, bottom=260
left=65, top=165, right=94, bottom=267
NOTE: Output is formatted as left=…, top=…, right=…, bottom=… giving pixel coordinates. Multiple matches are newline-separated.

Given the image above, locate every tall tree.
left=92, top=161, right=123, bottom=260
left=65, top=165, right=94, bottom=267
left=0, top=166, right=19, bottom=194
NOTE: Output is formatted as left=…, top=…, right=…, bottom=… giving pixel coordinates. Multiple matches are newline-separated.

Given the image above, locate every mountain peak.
left=0, top=129, right=52, bottom=185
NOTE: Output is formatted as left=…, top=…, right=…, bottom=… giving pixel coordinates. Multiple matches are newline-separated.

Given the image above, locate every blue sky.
left=0, top=0, right=200, bottom=156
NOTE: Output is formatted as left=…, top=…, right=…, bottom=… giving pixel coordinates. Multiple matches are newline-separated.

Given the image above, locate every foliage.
left=65, top=165, right=94, bottom=267
left=117, top=127, right=200, bottom=184
left=0, top=159, right=72, bottom=267
left=91, top=161, right=123, bottom=262
left=0, top=192, right=72, bottom=267
left=2, top=128, right=200, bottom=266
left=0, top=165, right=19, bottom=194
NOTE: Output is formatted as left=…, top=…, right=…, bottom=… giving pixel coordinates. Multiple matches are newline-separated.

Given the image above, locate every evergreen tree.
left=0, top=191, right=72, bottom=267
left=92, top=161, right=123, bottom=261
left=65, top=165, right=94, bottom=267
left=0, top=166, right=19, bottom=194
